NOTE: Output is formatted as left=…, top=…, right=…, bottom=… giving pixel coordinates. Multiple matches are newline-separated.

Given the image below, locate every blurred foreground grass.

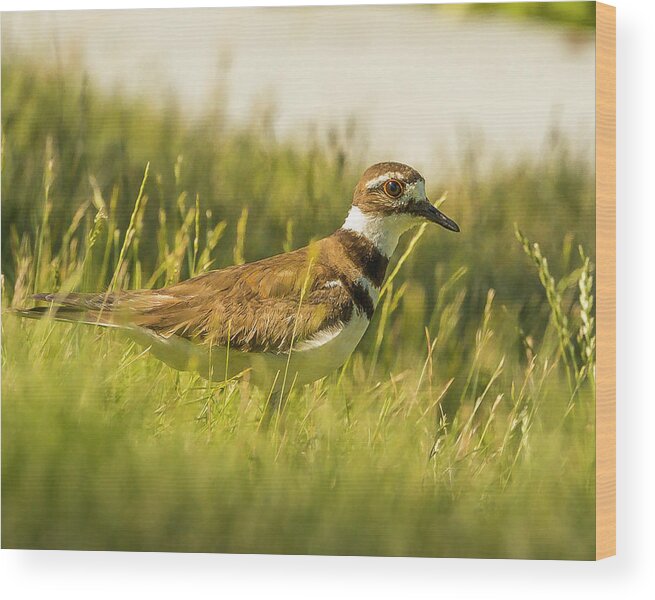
left=2, top=57, right=595, bottom=558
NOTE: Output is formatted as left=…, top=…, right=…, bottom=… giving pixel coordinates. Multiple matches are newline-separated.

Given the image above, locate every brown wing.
left=29, top=243, right=356, bottom=354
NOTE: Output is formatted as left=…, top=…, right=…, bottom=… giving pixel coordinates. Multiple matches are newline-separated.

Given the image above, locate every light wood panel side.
left=595, top=1, right=616, bottom=561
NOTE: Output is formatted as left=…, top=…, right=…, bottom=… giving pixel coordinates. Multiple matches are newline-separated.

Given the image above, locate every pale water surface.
left=2, top=6, right=595, bottom=171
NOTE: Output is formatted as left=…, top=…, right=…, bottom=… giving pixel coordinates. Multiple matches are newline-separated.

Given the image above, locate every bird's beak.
left=412, top=200, right=460, bottom=232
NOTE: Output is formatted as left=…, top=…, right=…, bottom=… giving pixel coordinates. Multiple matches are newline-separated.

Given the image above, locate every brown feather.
left=25, top=232, right=386, bottom=354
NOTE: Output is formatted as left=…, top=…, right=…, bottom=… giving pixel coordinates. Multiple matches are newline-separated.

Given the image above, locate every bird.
left=15, top=162, right=459, bottom=396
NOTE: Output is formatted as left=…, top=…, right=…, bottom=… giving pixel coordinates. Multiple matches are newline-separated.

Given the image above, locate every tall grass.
left=2, top=57, right=595, bottom=558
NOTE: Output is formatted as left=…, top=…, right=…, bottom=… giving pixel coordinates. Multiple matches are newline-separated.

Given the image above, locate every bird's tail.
left=11, top=292, right=122, bottom=329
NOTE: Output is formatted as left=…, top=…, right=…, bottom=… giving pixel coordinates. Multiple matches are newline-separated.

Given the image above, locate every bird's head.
left=343, top=162, right=459, bottom=256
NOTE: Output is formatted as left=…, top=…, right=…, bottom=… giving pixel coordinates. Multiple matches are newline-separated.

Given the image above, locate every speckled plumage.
left=29, top=229, right=386, bottom=354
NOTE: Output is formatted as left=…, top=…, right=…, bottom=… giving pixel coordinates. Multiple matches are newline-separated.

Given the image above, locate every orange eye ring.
left=383, top=179, right=403, bottom=198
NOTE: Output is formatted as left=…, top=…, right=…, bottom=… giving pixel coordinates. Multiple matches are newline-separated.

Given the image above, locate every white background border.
left=1, top=0, right=653, bottom=597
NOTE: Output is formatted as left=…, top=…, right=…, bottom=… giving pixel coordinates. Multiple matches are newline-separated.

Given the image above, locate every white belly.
left=286, top=311, right=370, bottom=383
left=127, top=312, right=371, bottom=389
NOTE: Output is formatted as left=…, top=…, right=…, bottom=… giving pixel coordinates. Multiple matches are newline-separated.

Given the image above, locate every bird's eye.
left=383, top=179, right=403, bottom=198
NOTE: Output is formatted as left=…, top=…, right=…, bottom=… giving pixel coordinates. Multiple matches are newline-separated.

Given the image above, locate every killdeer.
left=17, top=162, right=459, bottom=392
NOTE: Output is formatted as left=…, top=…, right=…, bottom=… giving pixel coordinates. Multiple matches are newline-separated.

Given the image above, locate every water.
left=2, top=5, right=595, bottom=171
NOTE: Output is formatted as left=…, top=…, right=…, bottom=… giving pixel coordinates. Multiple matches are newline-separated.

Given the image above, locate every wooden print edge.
left=595, top=1, right=616, bottom=560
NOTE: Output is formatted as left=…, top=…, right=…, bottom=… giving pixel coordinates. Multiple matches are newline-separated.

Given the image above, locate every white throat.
left=341, top=206, right=415, bottom=257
